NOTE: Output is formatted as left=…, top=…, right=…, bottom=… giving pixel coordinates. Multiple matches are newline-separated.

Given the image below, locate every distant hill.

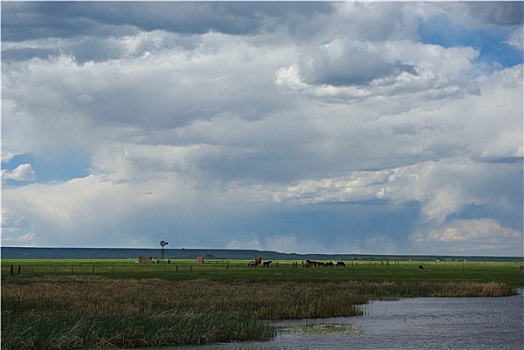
left=1, top=247, right=346, bottom=260
left=1, top=247, right=522, bottom=262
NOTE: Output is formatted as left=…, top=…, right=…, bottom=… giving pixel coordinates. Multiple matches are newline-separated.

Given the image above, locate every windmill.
left=160, top=240, right=168, bottom=262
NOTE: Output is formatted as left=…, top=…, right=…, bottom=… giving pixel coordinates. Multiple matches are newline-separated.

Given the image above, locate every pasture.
left=2, top=258, right=523, bottom=286
left=2, top=258, right=523, bottom=349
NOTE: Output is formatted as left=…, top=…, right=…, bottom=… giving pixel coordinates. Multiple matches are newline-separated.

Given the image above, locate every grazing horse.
left=419, top=265, right=424, bottom=270
left=304, top=260, right=326, bottom=268
left=325, top=262, right=334, bottom=267
left=248, top=257, right=262, bottom=268
left=336, top=261, right=345, bottom=267
left=263, top=260, right=272, bottom=268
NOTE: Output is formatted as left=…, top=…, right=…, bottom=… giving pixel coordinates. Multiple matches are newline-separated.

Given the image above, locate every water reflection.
left=163, top=290, right=523, bottom=349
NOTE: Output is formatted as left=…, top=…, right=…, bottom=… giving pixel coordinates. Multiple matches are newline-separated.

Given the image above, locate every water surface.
left=166, top=291, right=524, bottom=349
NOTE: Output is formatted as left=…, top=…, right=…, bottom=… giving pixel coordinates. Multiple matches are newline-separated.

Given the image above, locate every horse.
left=336, top=261, right=345, bottom=267
left=263, top=260, right=272, bottom=268
left=419, top=265, right=424, bottom=270
left=248, top=257, right=262, bottom=268
left=311, top=261, right=322, bottom=267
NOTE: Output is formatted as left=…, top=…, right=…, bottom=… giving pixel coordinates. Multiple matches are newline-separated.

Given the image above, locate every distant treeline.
left=1, top=247, right=522, bottom=262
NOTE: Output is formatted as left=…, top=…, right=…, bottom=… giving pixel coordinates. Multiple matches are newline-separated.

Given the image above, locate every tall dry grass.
left=1, top=275, right=515, bottom=349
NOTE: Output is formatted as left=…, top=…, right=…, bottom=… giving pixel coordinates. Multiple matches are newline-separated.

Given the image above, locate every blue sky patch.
left=419, top=14, right=523, bottom=68
left=3, top=151, right=90, bottom=185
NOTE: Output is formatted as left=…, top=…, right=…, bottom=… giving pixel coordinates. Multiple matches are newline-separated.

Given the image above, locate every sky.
left=1, top=1, right=523, bottom=256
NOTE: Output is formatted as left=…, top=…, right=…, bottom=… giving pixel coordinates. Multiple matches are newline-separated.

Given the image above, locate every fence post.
left=10, top=265, right=14, bottom=276
left=92, top=266, right=95, bottom=274
left=18, top=266, right=21, bottom=275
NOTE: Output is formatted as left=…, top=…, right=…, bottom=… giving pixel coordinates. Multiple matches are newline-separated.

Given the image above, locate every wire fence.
left=4, top=259, right=521, bottom=278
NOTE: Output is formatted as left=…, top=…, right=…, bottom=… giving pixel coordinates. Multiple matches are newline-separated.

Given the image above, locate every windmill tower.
left=160, top=240, right=168, bottom=262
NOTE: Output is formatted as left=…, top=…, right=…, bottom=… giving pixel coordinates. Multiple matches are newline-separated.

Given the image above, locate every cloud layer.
left=2, top=2, right=522, bottom=256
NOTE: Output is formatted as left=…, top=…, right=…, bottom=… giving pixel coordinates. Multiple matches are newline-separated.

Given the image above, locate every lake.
left=168, top=290, right=523, bottom=349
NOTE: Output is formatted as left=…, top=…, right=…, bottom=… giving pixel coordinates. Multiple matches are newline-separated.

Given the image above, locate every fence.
left=3, top=260, right=522, bottom=278
left=4, top=263, right=215, bottom=276
left=2, top=261, right=298, bottom=277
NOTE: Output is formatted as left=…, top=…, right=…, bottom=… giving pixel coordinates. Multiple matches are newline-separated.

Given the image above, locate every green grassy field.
left=2, top=258, right=523, bottom=349
left=3, top=258, right=523, bottom=286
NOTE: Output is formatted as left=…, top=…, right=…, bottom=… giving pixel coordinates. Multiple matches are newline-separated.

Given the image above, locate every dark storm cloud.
left=465, top=1, right=523, bottom=26
left=1, top=37, right=126, bottom=63
left=296, top=38, right=418, bottom=87
left=1, top=1, right=333, bottom=42
left=1, top=47, right=60, bottom=62
left=1, top=2, right=126, bottom=41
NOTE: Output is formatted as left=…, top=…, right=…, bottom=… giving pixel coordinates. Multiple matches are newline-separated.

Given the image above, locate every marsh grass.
left=1, top=259, right=521, bottom=349
left=286, top=323, right=363, bottom=335
left=2, top=276, right=276, bottom=349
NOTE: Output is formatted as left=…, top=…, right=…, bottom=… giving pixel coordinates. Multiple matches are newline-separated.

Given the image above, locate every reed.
left=1, top=276, right=278, bottom=349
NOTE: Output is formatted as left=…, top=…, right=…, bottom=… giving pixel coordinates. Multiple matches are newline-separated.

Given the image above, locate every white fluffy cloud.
left=507, top=27, right=524, bottom=51
left=2, top=164, right=36, bottom=182
left=412, top=219, right=522, bottom=256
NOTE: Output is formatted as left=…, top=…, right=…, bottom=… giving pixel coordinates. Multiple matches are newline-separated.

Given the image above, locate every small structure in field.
left=138, top=256, right=152, bottom=264
left=197, top=256, right=204, bottom=264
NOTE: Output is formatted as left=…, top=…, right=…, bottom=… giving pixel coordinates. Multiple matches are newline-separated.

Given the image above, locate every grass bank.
left=2, top=259, right=522, bottom=349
